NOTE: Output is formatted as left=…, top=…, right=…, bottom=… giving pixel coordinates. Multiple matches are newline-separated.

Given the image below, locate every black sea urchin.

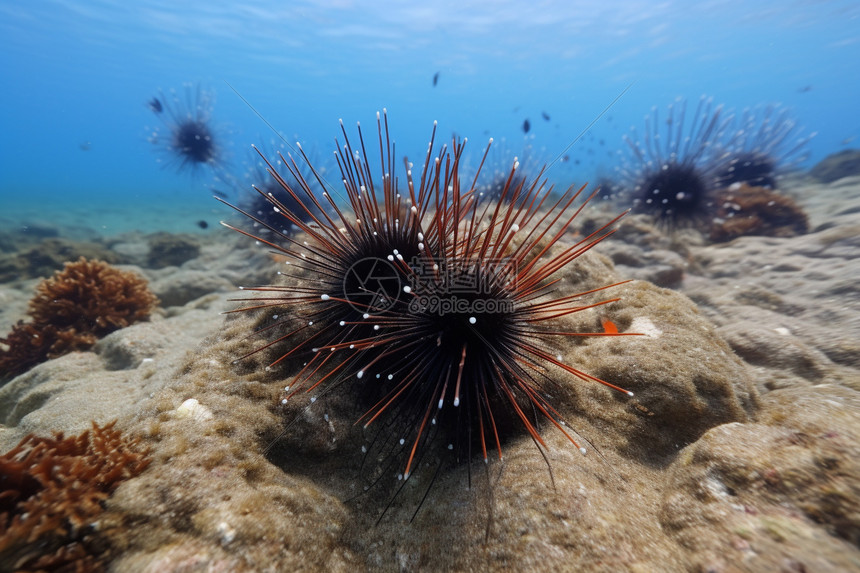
left=471, top=137, right=538, bottom=205
left=619, top=97, right=731, bottom=229
left=715, top=104, right=814, bottom=189
left=219, top=110, right=637, bottom=504
left=147, top=84, right=226, bottom=177
left=236, top=140, right=331, bottom=236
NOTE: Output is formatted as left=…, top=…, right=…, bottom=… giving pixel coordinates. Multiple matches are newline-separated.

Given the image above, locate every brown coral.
left=0, top=421, right=151, bottom=572
left=709, top=184, right=809, bottom=242
left=0, top=258, right=158, bottom=381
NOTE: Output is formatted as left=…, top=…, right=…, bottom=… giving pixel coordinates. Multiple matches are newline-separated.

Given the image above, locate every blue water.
left=1, top=0, right=858, bottom=235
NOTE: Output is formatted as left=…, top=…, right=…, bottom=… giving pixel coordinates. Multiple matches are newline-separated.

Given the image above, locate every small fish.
left=212, top=188, right=230, bottom=199
left=522, top=119, right=530, bottom=133
left=197, top=220, right=209, bottom=229
left=432, top=72, right=439, bottom=87
left=797, top=85, right=812, bottom=93
left=148, top=97, right=163, bottom=113
left=541, top=111, right=550, bottom=121
left=561, top=155, right=569, bottom=163
left=79, top=141, right=91, bottom=151
left=840, top=136, right=856, bottom=145
left=601, top=319, right=619, bottom=334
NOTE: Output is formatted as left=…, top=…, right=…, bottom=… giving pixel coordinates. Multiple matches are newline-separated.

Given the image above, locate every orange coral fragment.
left=601, top=319, right=619, bottom=334
left=0, top=421, right=151, bottom=571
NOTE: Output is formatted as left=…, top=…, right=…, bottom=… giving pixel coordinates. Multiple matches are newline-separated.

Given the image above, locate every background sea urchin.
left=220, top=111, right=638, bottom=514
left=715, top=104, right=815, bottom=189
left=618, top=96, right=732, bottom=229
left=147, top=83, right=227, bottom=179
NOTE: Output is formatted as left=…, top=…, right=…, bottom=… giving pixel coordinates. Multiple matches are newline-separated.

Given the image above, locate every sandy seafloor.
left=0, top=174, right=858, bottom=572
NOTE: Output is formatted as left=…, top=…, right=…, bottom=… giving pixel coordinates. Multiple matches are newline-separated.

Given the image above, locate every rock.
left=810, top=149, right=860, bottom=183
left=147, top=233, right=202, bottom=268
left=660, top=384, right=860, bottom=572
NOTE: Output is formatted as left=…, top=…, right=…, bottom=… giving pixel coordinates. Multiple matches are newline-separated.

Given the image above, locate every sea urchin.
left=219, top=110, right=638, bottom=506
left=620, top=96, right=731, bottom=229
left=147, top=83, right=225, bottom=178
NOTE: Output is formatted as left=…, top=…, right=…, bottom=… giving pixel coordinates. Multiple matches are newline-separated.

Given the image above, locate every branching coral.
left=0, top=421, right=151, bottom=572
left=0, top=257, right=158, bottom=381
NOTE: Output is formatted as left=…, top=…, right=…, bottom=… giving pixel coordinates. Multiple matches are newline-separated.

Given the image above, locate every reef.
left=0, top=421, right=151, bottom=572
left=0, top=257, right=158, bottom=381
left=709, top=184, right=809, bottom=242
left=0, top=178, right=857, bottom=569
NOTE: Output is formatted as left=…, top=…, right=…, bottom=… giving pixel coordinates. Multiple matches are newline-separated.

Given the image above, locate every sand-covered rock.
left=682, top=190, right=860, bottom=392
left=661, top=384, right=860, bottom=572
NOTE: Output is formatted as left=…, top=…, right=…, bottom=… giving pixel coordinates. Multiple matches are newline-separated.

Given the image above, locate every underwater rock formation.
left=810, top=149, right=860, bottom=183
left=0, top=186, right=857, bottom=569
left=146, top=233, right=201, bottom=269
left=0, top=238, right=120, bottom=283
left=661, top=384, right=859, bottom=571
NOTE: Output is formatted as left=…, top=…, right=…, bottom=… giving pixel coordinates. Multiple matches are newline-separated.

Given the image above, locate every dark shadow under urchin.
left=617, top=96, right=733, bottom=231
left=218, top=110, right=641, bottom=522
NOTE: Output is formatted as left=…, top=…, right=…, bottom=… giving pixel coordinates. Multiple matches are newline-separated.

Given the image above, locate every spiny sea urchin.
left=237, top=140, right=331, bottom=236
left=715, top=104, right=814, bottom=189
left=619, top=96, right=731, bottom=229
left=147, top=84, right=226, bottom=178
left=219, top=110, right=638, bottom=508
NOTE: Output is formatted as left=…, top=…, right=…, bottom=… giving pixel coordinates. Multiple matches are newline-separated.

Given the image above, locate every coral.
left=0, top=321, right=96, bottom=380
left=709, top=184, right=809, bottom=242
left=0, top=258, right=158, bottom=380
left=27, top=258, right=157, bottom=336
left=0, top=421, right=151, bottom=572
